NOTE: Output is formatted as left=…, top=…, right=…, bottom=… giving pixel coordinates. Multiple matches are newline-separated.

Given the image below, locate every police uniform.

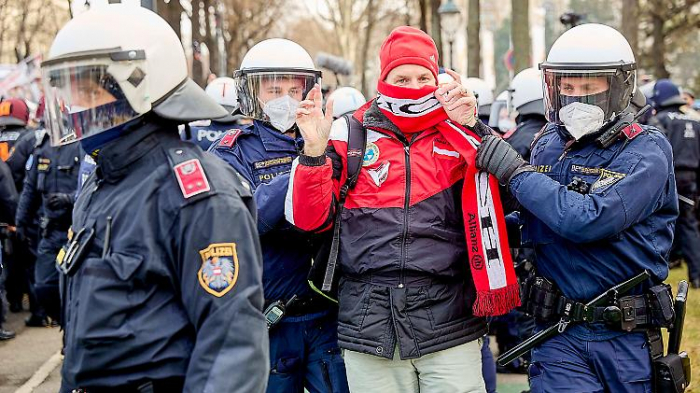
left=505, top=114, right=547, bottom=162
left=16, top=132, right=81, bottom=322
left=184, top=119, right=240, bottom=151
left=2, top=126, right=42, bottom=317
left=210, top=121, right=349, bottom=393
left=509, top=123, right=676, bottom=392
left=652, top=107, right=700, bottom=286
left=0, top=159, right=18, bottom=337
left=59, top=122, right=268, bottom=392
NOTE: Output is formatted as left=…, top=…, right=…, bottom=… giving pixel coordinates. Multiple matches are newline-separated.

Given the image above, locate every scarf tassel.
left=473, top=283, right=522, bottom=317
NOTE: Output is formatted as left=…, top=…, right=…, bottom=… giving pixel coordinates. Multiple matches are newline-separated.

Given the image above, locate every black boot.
left=0, top=328, right=15, bottom=340
left=691, top=277, right=700, bottom=289
left=25, top=314, right=49, bottom=327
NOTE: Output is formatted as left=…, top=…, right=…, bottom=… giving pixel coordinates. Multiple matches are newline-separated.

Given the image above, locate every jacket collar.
left=254, top=121, right=303, bottom=153
left=96, top=121, right=169, bottom=183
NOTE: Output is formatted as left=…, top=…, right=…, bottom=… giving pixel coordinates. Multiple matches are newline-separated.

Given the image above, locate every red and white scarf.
left=370, top=81, right=520, bottom=316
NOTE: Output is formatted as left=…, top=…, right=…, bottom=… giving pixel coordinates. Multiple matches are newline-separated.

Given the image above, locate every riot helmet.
left=510, top=67, right=545, bottom=116
left=42, top=4, right=226, bottom=146
left=328, top=87, right=366, bottom=119
left=235, top=39, right=321, bottom=132
left=540, top=23, right=636, bottom=140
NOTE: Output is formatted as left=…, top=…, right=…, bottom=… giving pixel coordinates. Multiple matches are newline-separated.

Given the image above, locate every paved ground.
left=0, top=305, right=528, bottom=392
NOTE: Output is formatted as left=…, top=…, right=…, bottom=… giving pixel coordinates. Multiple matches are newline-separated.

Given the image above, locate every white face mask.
left=262, top=95, right=299, bottom=132
left=559, top=102, right=605, bottom=140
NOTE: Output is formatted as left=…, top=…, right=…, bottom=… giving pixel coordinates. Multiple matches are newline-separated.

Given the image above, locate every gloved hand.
left=475, top=135, right=535, bottom=185
left=46, top=193, right=74, bottom=210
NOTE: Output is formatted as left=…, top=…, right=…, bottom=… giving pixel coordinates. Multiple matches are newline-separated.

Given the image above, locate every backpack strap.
left=322, top=114, right=366, bottom=292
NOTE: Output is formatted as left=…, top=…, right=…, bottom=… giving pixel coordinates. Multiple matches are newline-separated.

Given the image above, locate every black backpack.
left=308, top=114, right=366, bottom=302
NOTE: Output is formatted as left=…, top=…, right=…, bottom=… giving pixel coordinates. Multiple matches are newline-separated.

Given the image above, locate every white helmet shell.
left=240, top=38, right=316, bottom=72
left=329, top=87, right=366, bottom=118
left=42, top=4, right=225, bottom=145
left=464, top=77, right=494, bottom=107
left=205, top=77, right=239, bottom=110
left=544, top=23, right=635, bottom=66
left=509, top=67, right=544, bottom=114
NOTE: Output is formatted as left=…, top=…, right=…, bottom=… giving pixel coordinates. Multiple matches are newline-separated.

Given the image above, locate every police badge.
left=198, top=243, right=239, bottom=297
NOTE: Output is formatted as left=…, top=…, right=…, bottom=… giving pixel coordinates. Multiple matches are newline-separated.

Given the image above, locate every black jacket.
left=60, top=121, right=268, bottom=392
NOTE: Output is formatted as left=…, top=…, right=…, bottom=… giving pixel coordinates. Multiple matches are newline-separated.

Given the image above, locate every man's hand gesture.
left=296, top=84, right=335, bottom=157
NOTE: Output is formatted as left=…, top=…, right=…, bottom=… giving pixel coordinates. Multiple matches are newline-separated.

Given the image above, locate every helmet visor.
left=235, top=70, right=321, bottom=122
left=42, top=60, right=143, bottom=145
left=541, top=68, right=636, bottom=124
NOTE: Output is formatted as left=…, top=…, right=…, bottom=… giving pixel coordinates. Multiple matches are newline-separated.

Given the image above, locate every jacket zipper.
left=398, top=143, right=411, bottom=289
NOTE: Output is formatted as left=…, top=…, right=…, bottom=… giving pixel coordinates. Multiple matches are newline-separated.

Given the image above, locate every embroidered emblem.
left=622, top=123, right=643, bottom=140
left=570, top=164, right=601, bottom=176
left=198, top=243, right=239, bottom=297
left=684, top=122, right=696, bottom=139
left=363, top=142, right=380, bottom=167
left=174, top=159, right=211, bottom=198
left=219, top=129, right=242, bottom=148
left=368, top=161, right=390, bottom=187
left=253, top=156, right=293, bottom=169
left=590, top=169, right=626, bottom=193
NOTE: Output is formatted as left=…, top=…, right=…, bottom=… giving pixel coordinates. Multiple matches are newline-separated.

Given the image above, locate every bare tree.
left=158, top=0, right=183, bottom=41
left=429, top=0, right=444, bottom=62
left=621, top=0, right=639, bottom=59
left=222, top=0, right=284, bottom=72
left=511, top=0, right=531, bottom=74
left=467, top=0, right=480, bottom=77
left=418, top=0, right=429, bottom=32
left=360, top=0, right=377, bottom=96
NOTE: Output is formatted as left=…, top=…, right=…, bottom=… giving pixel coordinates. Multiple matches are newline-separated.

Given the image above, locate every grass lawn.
left=667, top=265, right=698, bottom=392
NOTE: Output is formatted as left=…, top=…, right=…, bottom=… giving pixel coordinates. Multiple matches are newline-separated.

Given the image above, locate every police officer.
left=648, top=79, right=700, bottom=288
left=42, top=5, right=268, bottom=391
left=476, top=24, right=676, bottom=392
left=328, top=86, right=366, bottom=119
left=183, top=76, right=250, bottom=150
left=210, top=39, right=349, bottom=393
left=463, top=77, right=494, bottom=125
left=0, top=97, right=44, bottom=324
left=16, top=131, right=81, bottom=325
left=0, top=158, right=18, bottom=340
left=504, top=67, right=547, bottom=161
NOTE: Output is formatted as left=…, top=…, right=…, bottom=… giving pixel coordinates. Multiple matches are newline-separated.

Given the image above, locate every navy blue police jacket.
left=184, top=119, right=237, bottom=151
left=509, top=123, right=678, bottom=340
left=16, top=132, right=81, bottom=231
left=210, top=121, right=315, bottom=302
left=60, top=121, right=268, bottom=392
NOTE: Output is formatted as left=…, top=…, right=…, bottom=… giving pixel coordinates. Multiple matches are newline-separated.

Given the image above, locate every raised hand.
left=296, top=84, right=335, bottom=157
left=436, top=69, right=478, bottom=127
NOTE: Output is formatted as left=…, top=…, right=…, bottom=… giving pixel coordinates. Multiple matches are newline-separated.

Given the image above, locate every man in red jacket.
left=286, top=27, right=518, bottom=392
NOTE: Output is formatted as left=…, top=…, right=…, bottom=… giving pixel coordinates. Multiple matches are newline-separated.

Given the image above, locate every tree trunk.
left=511, top=0, right=531, bottom=74
left=159, top=0, right=183, bottom=41
left=191, top=1, right=206, bottom=87
left=429, top=0, right=444, bottom=63
left=650, top=6, right=670, bottom=79
left=361, top=0, right=376, bottom=97
left=204, top=0, right=220, bottom=77
left=467, top=0, right=480, bottom=77
left=620, top=0, right=639, bottom=60
left=418, top=0, right=429, bottom=32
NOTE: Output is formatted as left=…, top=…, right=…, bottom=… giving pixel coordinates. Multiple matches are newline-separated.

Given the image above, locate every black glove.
left=46, top=193, right=74, bottom=210
left=475, top=135, right=535, bottom=185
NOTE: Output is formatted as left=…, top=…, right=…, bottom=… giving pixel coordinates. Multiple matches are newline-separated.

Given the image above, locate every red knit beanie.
left=379, top=26, right=440, bottom=82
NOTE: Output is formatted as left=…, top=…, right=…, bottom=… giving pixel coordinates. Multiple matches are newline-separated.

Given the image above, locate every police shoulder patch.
left=590, top=168, right=626, bottom=193
left=218, top=129, right=243, bottom=148
left=621, top=124, right=643, bottom=140
left=198, top=243, right=239, bottom=297
left=174, top=158, right=211, bottom=198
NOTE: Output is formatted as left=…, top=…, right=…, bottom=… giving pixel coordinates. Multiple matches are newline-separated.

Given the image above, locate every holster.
left=653, top=352, right=690, bottom=393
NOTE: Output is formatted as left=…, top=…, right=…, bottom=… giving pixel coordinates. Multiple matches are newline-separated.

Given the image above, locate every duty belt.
left=264, top=293, right=333, bottom=317
left=522, top=276, right=675, bottom=331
